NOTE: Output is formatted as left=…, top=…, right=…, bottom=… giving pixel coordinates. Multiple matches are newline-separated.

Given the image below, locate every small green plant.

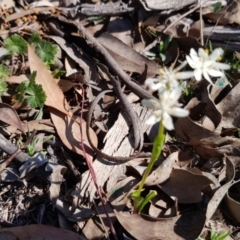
left=25, top=134, right=53, bottom=156
left=180, top=81, right=193, bottom=98
left=211, top=2, right=223, bottom=12
left=35, top=39, right=57, bottom=68
left=3, top=33, right=57, bottom=68
left=28, top=32, right=42, bottom=46
left=229, top=52, right=240, bottom=72
left=4, top=34, right=27, bottom=54
left=145, top=32, right=173, bottom=62
left=0, top=64, right=11, bottom=96
left=197, top=228, right=231, bottom=240
left=52, top=68, right=66, bottom=78
left=87, top=16, right=106, bottom=25
left=29, top=33, right=58, bottom=68
left=15, top=71, right=46, bottom=108
left=132, top=47, right=230, bottom=213
left=26, top=137, right=39, bottom=156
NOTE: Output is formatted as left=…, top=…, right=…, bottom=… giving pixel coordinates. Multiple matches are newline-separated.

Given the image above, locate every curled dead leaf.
left=115, top=210, right=205, bottom=240
left=0, top=103, right=25, bottom=134
left=27, top=45, right=97, bottom=160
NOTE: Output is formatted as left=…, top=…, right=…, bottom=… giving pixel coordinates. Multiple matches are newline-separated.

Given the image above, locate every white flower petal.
left=144, top=78, right=157, bottom=87
left=141, top=99, right=160, bottom=109
left=203, top=60, right=214, bottom=68
left=198, top=48, right=208, bottom=60
left=175, top=71, right=194, bottom=79
left=203, top=69, right=213, bottom=84
left=210, top=48, right=223, bottom=61
left=146, top=115, right=159, bottom=125
left=148, top=82, right=165, bottom=91
left=208, top=68, right=224, bottom=77
left=174, top=60, right=188, bottom=72
left=214, top=62, right=230, bottom=70
left=189, top=48, right=199, bottom=62
left=186, top=55, right=197, bottom=69
left=162, top=112, right=174, bottom=130
left=194, top=69, right=203, bottom=81
left=186, top=47, right=230, bottom=85
left=169, top=87, right=182, bottom=102
left=168, top=107, right=189, bottom=118
left=152, top=83, right=165, bottom=91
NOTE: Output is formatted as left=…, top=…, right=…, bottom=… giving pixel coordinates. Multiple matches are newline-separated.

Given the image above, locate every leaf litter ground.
left=0, top=0, right=240, bottom=239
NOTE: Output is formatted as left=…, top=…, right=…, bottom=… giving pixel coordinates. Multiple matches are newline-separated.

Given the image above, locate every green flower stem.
left=138, top=191, right=157, bottom=213
left=135, top=120, right=165, bottom=197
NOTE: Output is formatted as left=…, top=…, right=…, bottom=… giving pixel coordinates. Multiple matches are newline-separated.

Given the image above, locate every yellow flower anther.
left=205, top=48, right=210, bottom=54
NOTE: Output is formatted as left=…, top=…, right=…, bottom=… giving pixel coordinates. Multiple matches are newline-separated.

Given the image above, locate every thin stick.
left=79, top=84, right=118, bottom=240
left=0, top=134, right=29, bottom=162
left=199, top=0, right=204, bottom=46
left=0, top=130, right=37, bottom=174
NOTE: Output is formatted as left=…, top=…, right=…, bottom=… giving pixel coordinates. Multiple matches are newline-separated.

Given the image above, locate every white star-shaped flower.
left=142, top=87, right=189, bottom=130
left=145, top=61, right=194, bottom=93
left=186, top=48, right=230, bottom=84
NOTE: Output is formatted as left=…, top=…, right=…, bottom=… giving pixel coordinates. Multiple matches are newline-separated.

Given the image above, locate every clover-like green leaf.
left=35, top=40, right=58, bottom=67
left=4, top=34, right=27, bottom=54
left=28, top=32, right=42, bottom=46
left=15, top=71, right=46, bottom=108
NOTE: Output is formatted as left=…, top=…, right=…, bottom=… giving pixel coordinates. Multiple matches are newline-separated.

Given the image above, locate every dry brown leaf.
left=28, top=45, right=68, bottom=115
left=6, top=119, right=54, bottom=135
left=115, top=210, right=205, bottom=240
left=145, top=151, right=177, bottom=186
left=175, top=116, right=240, bottom=160
left=107, top=17, right=133, bottom=46
left=188, top=20, right=203, bottom=39
left=6, top=74, right=28, bottom=84
left=97, top=32, right=159, bottom=77
left=0, top=103, right=25, bottom=134
left=56, top=199, right=95, bottom=222
left=160, top=168, right=213, bottom=203
left=50, top=36, right=99, bottom=82
left=224, top=180, right=240, bottom=223
left=0, top=224, right=86, bottom=240
left=49, top=108, right=96, bottom=159
left=27, top=45, right=97, bottom=159
left=23, top=119, right=54, bottom=133
left=7, top=75, right=77, bottom=93
left=82, top=176, right=139, bottom=239
left=149, top=193, right=177, bottom=218
left=204, top=1, right=240, bottom=25
left=214, top=80, right=240, bottom=131
left=175, top=117, right=216, bottom=146
left=175, top=37, right=202, bottom=54
left=201, top=85, right=222, bottom=131
left=56, top=79, right=79, bottom=92
left=206, top=156, right=235, bottom=221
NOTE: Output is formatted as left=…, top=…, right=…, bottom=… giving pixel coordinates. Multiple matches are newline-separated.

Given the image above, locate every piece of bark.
left=72, top=104, right=151, bottom=204
left=139, top=0, right=197, bottom=11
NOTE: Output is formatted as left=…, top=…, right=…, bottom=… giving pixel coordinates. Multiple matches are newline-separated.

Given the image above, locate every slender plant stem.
left=135, top=121, right=165, bottom=197
left=138, top=190, right=157, bottom=213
